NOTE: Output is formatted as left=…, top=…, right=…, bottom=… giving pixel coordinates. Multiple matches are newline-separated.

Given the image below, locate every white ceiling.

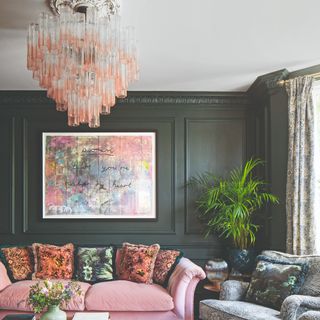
left=1, top=0, right=320, bottom=92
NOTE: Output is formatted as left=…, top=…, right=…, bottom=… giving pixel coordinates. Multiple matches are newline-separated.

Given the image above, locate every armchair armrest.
left=0, top=261, right=11, bottom=292
left=281, top=295, right=320, bottom=320
left=219, top=280, right=249, bottom=301
left=298, top=311, right=320, bottom=320
left=167, top=257, right=206, bottom=320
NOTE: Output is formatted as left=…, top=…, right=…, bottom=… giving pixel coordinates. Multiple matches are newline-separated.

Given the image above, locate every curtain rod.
left=277, top=71, right=320, bottom=86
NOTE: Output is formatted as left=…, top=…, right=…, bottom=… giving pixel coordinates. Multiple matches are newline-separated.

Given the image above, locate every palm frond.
left=189, top=158, right=278, bottom=249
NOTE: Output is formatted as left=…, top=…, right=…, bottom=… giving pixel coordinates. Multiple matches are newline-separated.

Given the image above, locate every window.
left=312, top=83, right=320, bottom=253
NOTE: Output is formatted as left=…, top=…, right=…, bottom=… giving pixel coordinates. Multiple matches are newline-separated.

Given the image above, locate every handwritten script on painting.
left=43, top=133, right=156, bottom=219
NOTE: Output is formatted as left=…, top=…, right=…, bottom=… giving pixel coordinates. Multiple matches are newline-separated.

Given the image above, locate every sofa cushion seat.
left=0, top=280, right=91, bottom=311
left=200, top=300, right=281, bottom=320
left=85, top=280, right=174, bottom=311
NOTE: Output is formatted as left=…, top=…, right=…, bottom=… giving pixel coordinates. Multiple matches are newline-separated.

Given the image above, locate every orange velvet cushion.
left=118, top=243, right=160, bottom=284
left=1, top=247, right=34, bottom=281
left=32, top=243, right=74, bottom=280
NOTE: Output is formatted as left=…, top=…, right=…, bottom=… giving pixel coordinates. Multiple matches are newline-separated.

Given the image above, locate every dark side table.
left=194, top=279, right=220, bottom=320
left=194, top=272, right=252, bottom=319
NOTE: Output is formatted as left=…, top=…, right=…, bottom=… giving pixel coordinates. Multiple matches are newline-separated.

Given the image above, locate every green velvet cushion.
left=75, top=246, right=115, bottom=283
left=245, top=255, right=308, bottom=310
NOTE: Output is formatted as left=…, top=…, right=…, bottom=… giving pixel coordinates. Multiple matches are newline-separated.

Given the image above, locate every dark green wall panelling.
left=0, top=91, right=255, bottom=266
left=248, top=69, right=289, bottom=252
left=269, top=91, right=288, bottom=251
left=0, top=116, right=15, bottom=235
left=185, top=118, right=246, bottom=234
left=0, top=65, right=311, bottom=259
left=23, top=117, right=175, bottom=235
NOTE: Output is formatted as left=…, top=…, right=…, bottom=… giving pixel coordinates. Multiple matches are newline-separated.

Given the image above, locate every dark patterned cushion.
left=0, top=246, right=34, bottom=281
left=76, top=246, right=115, bottom=283
left=153, top=249, right=183, bottom=286
left=245, top=255, right=308, bottom=310
left=32, top=243, right=74, bottom=279
left=118, top=242, right=160, bottom=284
left=262, top=250, right=320, bottom=296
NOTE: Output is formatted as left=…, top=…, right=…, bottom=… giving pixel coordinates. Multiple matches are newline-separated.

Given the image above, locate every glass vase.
left=40, top=305, right=67, bottom=320
left=204, top=259, right=229, bottom=291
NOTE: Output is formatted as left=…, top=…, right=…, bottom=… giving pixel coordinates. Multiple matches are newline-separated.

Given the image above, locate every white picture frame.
left=42, top=132, right=156, bottom=219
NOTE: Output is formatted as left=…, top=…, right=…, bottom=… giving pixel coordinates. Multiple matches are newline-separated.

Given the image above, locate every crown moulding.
left=50, top=0, right=120, bottom=16
left=0, top=91, right=251, bottom=107
left=118, top=94, right=250, bottom=106
left=248, top=69, right=289, bottom=98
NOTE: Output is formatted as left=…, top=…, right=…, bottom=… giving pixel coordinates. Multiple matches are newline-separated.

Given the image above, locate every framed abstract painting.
left=42, top=132, right=156, bottom=219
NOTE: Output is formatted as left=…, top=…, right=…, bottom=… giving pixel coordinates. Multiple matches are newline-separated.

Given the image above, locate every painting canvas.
left=42, top=132, right=156, bottom=219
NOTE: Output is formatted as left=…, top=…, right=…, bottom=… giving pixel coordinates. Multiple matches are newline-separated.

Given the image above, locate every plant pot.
left=227, top=248, right=257, bottom=274
left=40, top=305, right=67, bottom=320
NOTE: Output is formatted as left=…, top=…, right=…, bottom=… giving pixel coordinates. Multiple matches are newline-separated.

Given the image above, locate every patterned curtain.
left=286, top=76, right=316, bottom=255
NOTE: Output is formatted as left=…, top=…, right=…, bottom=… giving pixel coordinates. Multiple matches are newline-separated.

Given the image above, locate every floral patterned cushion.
left=0, top=246, right=34, bottom=281
left=32, top=243, right=74, bottom=280
left=153, top=249, right=183, bottom=286
left=262, top=250, right=320, bottom=296
left=118, top=242, right=160, bottom=284
left=76, top=246, right=114, bottom=283
left=245, top=255, right=308, bottom=310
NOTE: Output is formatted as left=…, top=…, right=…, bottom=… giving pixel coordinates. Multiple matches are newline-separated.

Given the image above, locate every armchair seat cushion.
left=199, top=299, right=281, bottom=320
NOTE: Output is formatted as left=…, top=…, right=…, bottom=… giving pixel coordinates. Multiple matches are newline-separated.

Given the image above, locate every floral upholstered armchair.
left=199, top=251, right=320, bottom=320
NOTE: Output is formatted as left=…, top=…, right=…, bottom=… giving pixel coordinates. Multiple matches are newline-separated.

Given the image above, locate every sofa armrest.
left=167, top=257, right=206, bottom=320
left=219, top=280, right=249, bottom=301
left=0, top=261, right=11, bottom=292
left=281, top=295, right=320, bottom=320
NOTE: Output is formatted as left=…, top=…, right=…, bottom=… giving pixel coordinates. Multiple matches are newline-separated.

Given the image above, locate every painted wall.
left=248, top=69, right=290, bottom=252
left=0, top=91, right=258, bottom=266
left=1, top=63, right=317, bottom=263
left=269, top=90, right=288, bottom=251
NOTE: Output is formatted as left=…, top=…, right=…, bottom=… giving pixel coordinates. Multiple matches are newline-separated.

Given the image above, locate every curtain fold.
left=286, top=76, right=316, bottom=255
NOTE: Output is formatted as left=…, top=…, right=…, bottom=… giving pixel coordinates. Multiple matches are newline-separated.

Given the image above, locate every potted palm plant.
left=189, top=158, right=278, bottom=273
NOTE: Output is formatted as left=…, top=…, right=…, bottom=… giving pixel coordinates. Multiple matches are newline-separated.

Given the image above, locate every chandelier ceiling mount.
left=50, top=0, right=120, bottom=17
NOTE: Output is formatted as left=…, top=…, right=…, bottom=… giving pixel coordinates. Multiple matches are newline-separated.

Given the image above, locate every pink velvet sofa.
left=0, top=257, right=205, bottom=320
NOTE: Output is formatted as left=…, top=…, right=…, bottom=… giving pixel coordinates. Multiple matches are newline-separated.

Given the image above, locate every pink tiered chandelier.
left=27, top=0, right=139, bottom=128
